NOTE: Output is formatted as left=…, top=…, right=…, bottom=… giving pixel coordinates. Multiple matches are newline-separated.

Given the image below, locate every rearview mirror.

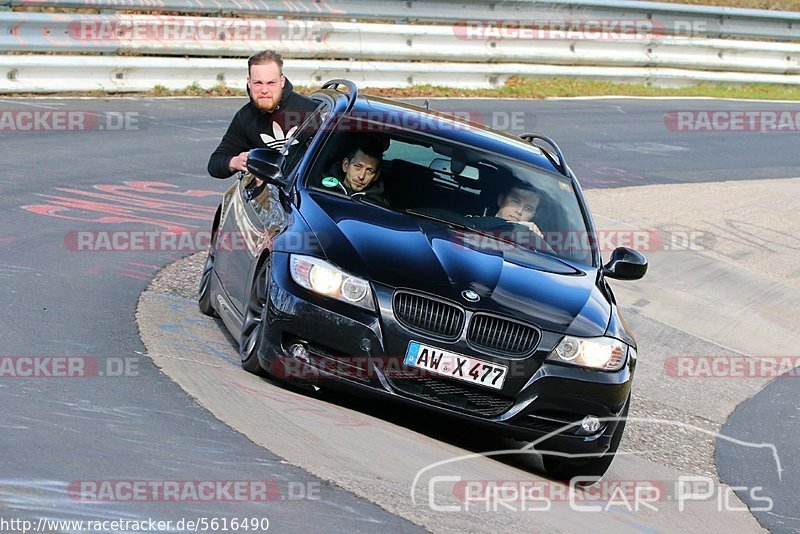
left=246, top=148, right=289, bottom=188
left=602, top=247, right=647, bottom=280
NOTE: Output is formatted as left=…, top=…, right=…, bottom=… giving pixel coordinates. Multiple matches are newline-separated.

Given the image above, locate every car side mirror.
left=602, top=247, right=648, bottom=280
left=246, top=148, right=289, bottom=189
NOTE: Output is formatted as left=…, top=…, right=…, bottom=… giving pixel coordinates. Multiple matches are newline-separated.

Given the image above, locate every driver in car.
left=468, top=182, right=546, bottom=240
left=494, top=185, right=545, bottom=238
left=321, top=137, right=389, bottom=206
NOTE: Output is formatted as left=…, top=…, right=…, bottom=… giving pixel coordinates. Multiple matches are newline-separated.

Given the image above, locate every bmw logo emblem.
left=462, top=290, right=480, bottom=302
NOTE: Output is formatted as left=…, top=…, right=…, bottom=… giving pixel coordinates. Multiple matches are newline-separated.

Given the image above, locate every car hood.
left=302, top=191, right=611, bottom=336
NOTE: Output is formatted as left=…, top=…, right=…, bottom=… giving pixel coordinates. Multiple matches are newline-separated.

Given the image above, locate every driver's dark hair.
left=344, top=136, right=386, bottom=162
left=502, top=178, right=544, bottom=200
left=248, top=50, right=284, bottom=76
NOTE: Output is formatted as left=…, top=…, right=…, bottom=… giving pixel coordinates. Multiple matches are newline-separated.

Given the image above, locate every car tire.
left=198, top=242, right=218, bottom=317
left=541, top=394, right=630, bottom=484
left=239, top=259, right=271, bottom=377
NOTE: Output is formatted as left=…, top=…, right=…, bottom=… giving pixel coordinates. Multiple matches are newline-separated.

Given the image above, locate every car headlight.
left=546, top=336, right=628, bottom=371
left=289, top=255, right=374, bottom=311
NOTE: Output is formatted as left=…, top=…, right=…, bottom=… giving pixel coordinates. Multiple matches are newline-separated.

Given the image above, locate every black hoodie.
left=337, top=178, right=388, bottom=207
left=207, top=79, right=318, bottom=179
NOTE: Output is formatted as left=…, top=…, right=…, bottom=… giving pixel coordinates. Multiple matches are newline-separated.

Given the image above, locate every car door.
left=218, top=102, right=330, bottom=317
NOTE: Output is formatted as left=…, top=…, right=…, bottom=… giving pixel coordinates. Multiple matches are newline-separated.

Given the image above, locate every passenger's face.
left=247, top=62, right=285, bottom=112
left=342, top=150, right=380, bottom=192
left=496, top=188, right=540, bottom=222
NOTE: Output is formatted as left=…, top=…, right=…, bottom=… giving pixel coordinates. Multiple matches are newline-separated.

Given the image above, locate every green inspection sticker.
left=321, top=176, right=340, bottom=188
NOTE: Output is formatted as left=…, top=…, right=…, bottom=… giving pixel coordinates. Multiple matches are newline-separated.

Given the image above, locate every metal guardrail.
left=2, top=13, right=800, bottom=74
left=3, top=55, right=800, bottom=94
left=2, top=0, right=800, bottom=91
left=4, top=0, right=800, bottom=40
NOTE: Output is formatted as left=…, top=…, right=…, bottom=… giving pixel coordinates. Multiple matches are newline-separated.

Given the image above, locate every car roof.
left=336, top=93, right=565, bottom=177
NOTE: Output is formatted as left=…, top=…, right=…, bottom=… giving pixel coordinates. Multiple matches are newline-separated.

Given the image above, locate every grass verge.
left=136, top=77, right=800, bottom=101
left=7, top=77, right=800, bottom=100
left=354, top=77, right=800, bottom=100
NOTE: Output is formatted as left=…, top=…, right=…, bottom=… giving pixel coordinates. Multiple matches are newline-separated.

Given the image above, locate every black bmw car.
left=199, top=80, right=647, bottom=480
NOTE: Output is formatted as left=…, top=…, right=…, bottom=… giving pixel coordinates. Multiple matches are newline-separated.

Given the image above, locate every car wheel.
left=541, top=395, right=630, bottom=484
left=239, top=259, right=271, bottom=376
left=198, top=242, right=218, bottom=317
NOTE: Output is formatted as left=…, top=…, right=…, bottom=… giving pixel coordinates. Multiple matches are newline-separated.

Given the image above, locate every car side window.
left=281, top=103, right=328, bottom=178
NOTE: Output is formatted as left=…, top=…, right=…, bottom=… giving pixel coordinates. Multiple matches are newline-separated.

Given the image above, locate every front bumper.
left=258, top=252, right=634, bottom=454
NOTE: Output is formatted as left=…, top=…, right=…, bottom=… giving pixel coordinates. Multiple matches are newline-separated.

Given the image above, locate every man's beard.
left=252, top=93, right=281, bottom=112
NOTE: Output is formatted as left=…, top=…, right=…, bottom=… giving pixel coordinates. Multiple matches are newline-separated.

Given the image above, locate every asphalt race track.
left=0, top=98, right=420, bottom=532
left=1, top=95, right=799, bottom=532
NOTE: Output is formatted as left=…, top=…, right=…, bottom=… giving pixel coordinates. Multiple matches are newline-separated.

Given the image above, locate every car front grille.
left=393, top=292, right=464, bottom=339
left=467, top=314, right=539, bottom=355
left=388, top=376, right=513, bottom=417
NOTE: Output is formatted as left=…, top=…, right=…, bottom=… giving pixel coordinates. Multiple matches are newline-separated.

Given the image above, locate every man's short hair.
left=248, top=50, right=284, bottom=76
left=504, top=179, right=544, bottom=200
left=344, top=136, right=386, bottom=162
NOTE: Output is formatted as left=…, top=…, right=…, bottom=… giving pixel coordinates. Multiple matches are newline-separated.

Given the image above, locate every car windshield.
left=305, top=118, right=595, bottom=266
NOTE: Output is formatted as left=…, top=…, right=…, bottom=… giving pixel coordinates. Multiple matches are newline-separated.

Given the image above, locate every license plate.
left=404, top=341, right=508, bottom=390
